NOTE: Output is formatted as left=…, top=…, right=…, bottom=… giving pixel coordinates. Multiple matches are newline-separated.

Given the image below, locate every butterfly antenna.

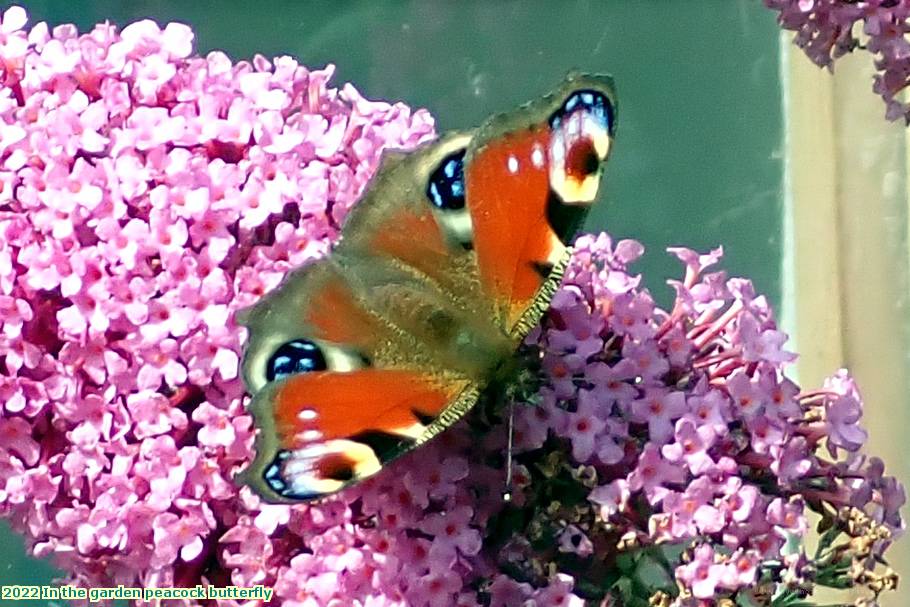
left=503, top=402, right=515, bottom=502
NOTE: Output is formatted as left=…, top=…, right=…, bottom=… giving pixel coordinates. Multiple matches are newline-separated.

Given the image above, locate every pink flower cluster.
left=764, top=0, right=910, bottom=121
left=0, top=6, right=904, bottom=606
left=508, top=235, right=905, bottom=604
left=0, top=4, right=451, bottom=602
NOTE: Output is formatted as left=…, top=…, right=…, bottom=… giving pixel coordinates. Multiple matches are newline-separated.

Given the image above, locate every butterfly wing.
left=240, top=367, right=476, bottom=502
left=238, top=253, right=484, bottom=502
left=338, top=132, right=480, bottom=296
left=464, top=73, right=617, bottom=332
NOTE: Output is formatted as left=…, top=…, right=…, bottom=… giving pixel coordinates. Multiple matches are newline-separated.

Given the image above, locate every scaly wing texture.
left=465, top=126, right=559, bottom=328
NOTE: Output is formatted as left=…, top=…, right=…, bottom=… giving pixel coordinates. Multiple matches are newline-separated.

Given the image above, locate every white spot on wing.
left=297, top=429, right=323, bottom=442
left=507, top=155, right=519, bottom=174
left=297, top=408, right=318, bottom=421
left=531, top=144, right=545, bottom=168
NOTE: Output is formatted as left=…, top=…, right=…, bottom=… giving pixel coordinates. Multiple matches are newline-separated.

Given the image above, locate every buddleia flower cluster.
left=0, top=6, right=903, bottom=606
left=764, top=0, right=910, bottom=122
left=468, top=234, right=906, bottom=605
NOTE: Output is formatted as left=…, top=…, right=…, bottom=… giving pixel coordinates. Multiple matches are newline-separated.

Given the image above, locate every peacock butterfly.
left=237, top=73, right=617, bottom=502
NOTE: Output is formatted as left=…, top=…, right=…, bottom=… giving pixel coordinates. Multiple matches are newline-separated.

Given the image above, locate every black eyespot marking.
left=565, top=138, right=600, bottom=180
left=317, top=453, right=356, bottom=482
left=411, top=408, right=437, bottom=426
left=262, top=449, right=349, bottom=501
left=550, top=90, right=614, bottom=135
left=266, top=339, right=327, bottom=381
left=349, top=430, right=414, bottom=460
left=426, top=150, right=466, bottom=210
left=546, top=190, right=589, bottom=244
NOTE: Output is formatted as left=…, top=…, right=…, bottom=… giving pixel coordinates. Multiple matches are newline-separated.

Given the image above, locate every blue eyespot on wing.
left=266, top=339, right=328, bottom=381
left=426, top=150, right=467, bottom=210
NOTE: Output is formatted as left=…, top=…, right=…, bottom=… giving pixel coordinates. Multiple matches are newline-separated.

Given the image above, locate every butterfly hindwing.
left=241, top=368, right=473, bottom=501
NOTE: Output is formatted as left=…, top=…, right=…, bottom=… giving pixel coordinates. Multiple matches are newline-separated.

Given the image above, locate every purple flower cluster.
left=764, top=0, right=910, bottom=121
left=509, top=235, right=905, bottom=604
left=0, top=7, right=904, bottom=606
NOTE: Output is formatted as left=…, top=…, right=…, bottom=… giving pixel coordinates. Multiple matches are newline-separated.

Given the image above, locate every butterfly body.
left=238, top=74, right=617, bottom=502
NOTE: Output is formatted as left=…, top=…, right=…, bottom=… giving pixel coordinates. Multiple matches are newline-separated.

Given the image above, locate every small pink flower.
left=760, top=369, right=802, bottom=421
left=562, top=389, right=607, bottom=462
left=736, top=311, right=797, bottom=364
left=824, top=392, right=868, bottom=456
left=668, top=245, right=724, bottom=281
left=609, top=292, right=656, bottom=341
left=719, top=478, right=759, bottom=523
left=514, top=388, right=563, bottom=451
left=687, top=387, right=730, bottom=434
left=767, top=497, right=808, bottom=539
left=411, top=570, right=462, bottom=607
left=725, top=369, right=765, bottom=420
left=621, top=339, right=670, bottom=380
left=628, top=443, right=686, bottom=505
left=532, top=574, right=585, bottom=607
left=770, top=436, right=814, bottom=484
left=487, top=575, right=533, bottom=607
left=136, top=338, right=187, bottom=390
left=662, top=417, right=716, bottom=475
left=589, top=479, right=630, bottom=520
left=409, top=455, right=470, bottom=502
left=629, top=387, right=688, bottom=445
left=151, top=510, right=210, bottom=566
left=676, top=544, right=725, bottom=599
left=419, top=505, right=482, bottom=560
left=220, top=523, right=274, bottom=587
left=585, top=358, right=638, bottom=406
left=0, top=415, right=40, bottom=465
left=543, top=352, right=582, bottom=398
left=748, top=415, right=786, bottom=454
left=192, top=401, right=237, bottom=448
left=126, top=391, right=187, bottom=439
left=720, top=549, right=759, bottom=590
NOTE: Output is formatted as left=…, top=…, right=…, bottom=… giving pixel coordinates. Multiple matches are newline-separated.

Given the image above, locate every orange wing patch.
left=304, top=275, right=384, bottom=351
left=368, top=206, right=459, bottom=286
left=244, top=369, right=471, bottom=501
left=273, top=369, right=466, bottom=447
left=465, top=128, right=565, bottom=328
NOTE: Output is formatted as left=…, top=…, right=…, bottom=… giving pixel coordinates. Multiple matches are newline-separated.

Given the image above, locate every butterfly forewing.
left=464, top=73, right=617, bottom=332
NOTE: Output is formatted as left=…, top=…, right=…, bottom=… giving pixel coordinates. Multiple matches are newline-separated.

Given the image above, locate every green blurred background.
left=3, top=0, right=783, bottom=596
